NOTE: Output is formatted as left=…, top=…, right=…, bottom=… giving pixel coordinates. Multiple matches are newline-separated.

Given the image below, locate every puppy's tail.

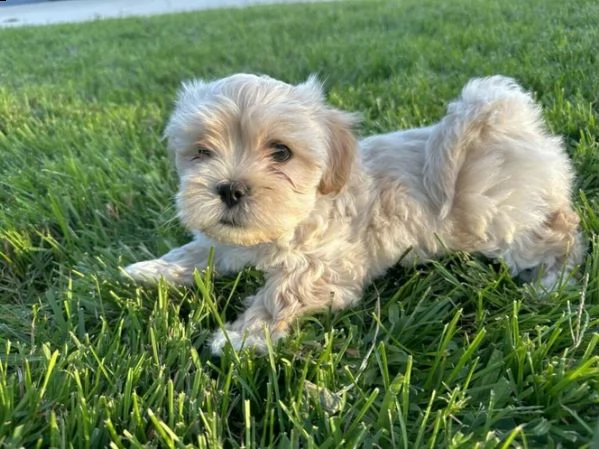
left=423, top=76, right=546, bottom=219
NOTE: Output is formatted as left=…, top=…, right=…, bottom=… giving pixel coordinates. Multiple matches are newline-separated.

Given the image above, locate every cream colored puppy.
left=125, top=74, right=583, bottom=354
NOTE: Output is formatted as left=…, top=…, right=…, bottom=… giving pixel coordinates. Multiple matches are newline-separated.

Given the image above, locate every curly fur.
left=124, top=74, right=584, bottom=354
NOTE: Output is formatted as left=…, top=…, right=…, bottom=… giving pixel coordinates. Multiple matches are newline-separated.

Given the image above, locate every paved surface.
left=0, top=0, right=48, bottom=6
left=0, top=0, right=332, bottom=27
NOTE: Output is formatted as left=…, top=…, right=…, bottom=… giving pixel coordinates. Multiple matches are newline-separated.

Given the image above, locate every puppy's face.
left=164, top=74, right=358, bottom=246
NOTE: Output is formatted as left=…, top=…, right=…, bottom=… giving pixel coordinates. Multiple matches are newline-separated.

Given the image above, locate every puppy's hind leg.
left=423, top=76, right=542, bottom=219
left=504, top=208, right=585, bottom=291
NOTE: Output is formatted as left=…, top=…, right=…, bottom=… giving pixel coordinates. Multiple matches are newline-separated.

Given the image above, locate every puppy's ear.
left=318, top=109, right=360, bottom=195
left=294, top=75, right=359, bottom=195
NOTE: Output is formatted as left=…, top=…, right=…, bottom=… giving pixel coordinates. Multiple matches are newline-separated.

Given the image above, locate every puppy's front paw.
left=209, top=328, right=268, bottom=354
left=209, top=320, right=289, bottom=355
left=123, top=259, right=188, bottom=284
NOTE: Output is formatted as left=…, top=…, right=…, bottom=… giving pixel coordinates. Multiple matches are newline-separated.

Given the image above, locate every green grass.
left=1, top=0, right=598, bottom=447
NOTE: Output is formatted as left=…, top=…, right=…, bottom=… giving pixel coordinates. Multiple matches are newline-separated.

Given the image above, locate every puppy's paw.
left=209, top=320, right=289, bottom=355
left=519, top=265, right=577, bottom=295
left=210, top=328, right=269, bottom=355
left=123, top=259, right=188, bottom=284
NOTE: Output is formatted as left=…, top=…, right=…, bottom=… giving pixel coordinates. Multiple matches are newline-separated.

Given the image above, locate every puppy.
left=125, top=74, right=584, bottom=354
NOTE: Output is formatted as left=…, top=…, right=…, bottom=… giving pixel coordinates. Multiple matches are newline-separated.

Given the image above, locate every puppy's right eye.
left=192, top=146, right=213, bottom=161
left=269, top=143, right=293, bottom=163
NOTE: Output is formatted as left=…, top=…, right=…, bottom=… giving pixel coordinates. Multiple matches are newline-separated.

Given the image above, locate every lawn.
left=1, top=0, right=598, bottom=447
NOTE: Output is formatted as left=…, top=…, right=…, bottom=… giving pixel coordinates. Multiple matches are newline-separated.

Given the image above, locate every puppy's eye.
left=270, top=143, right=293, bottom=163
left=192, top=146, right=213, bottom=161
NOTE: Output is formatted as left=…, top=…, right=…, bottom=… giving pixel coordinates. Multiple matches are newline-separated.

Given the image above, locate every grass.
left=0, top=0, right=598, bottom=447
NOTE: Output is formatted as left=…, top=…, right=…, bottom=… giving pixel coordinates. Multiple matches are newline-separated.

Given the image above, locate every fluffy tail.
left=422, top=76, right=546, bottom=219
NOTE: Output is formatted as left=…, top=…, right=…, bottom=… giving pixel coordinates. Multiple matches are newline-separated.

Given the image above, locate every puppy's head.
left=164, top=74, right=358, bottom=246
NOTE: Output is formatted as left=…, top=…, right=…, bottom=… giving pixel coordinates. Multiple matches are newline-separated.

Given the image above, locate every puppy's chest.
left=251, top=235, right=365, bottom=276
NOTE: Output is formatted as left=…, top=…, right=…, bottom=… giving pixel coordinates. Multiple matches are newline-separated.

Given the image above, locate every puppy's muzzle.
left=216, top=181, right=250, bottom=208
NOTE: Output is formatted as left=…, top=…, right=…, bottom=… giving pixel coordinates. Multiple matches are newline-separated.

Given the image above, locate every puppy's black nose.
left=216, top=181, right=249, bottom=208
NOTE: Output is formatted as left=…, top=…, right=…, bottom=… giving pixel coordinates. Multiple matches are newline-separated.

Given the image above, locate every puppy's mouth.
left=219, top=217, right=243, bottom=227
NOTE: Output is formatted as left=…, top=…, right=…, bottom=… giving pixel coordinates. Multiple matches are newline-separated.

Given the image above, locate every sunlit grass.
left=1, top=0, right=598, bottom=447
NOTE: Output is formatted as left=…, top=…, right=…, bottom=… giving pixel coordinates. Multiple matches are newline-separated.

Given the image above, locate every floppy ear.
left=318, top=109, right=360, bottom=195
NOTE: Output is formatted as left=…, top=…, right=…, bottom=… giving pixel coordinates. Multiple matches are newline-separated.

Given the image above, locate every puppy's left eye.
left=192, top=146, right=213, bottom=161
left=270, top=143, right=293, bottom=163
